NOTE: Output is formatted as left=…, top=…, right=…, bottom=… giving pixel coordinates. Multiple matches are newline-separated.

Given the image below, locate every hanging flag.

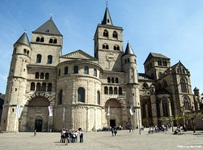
left=107, top=105, right=110, bottom=116
left=16, top=104, right=21, bottom=118
left=48, top=105, right=53, bottom=116
left=129, top=106, right=134, bottom=115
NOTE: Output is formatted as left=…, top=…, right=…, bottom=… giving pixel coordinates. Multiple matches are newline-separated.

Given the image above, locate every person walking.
left=78, top=128, right=84, bottom=143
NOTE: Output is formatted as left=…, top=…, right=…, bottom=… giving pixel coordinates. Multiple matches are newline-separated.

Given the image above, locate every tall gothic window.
left=30, top=82, right=35, bottom=91
left=47, top=83, right=52, bottom=91
left=35, top=72, right=39, bottom=79
left=78, top=87, right=85, bottom=102
left=109, top=87, right=113, bottom=94
left=119, top=87, right=122, bottom=95
left=180, top=77, right=187, bottom=93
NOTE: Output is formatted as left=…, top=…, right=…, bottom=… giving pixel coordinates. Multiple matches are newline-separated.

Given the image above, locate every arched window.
left=36, top=83, right=40, bottom=91
left=54, top=39, right=57, bottom=44
left=30, top=82, right=35, bottom=91
left=113, top=45, right=120, bottom=50
left=97, top=91, right=100, bottom=104
left=42, top=83, right=46, bottom=91
left=180, top=77, right=187, bottom=93
left=107, top=77, right=111, bottom=83
left=40, top=73, right=44, bottom=79
left=47, top=55, right=53, bottom=64
left=78, top=87, right=85, bottom=102
left=24, top=49, right=27, bottom=55
left=84, top=66, right=89, bottom=74
left=109, top=87, right=113, bottom=94
left=104, top=86, right=108, bottom=94
left=45, top=73, right=49, bottom=79
left=94, top=69, right=97, bottom=77
left=119, top=87, right=122, bottom=95
left=58, top=90, right=63, bottom=104
left=183, top=97, right=190, bottom=110
left=36, top=54, right=42, bottom=63
left=162, top=98, right=168, bottom=117
left=74, top=66, right=78, bottom=74
left=47, top=83, right=52, bottom=92
left=102, top=43, right=109, bottom=49
left=49, top=39, right=53, bottom=43
left=114, top=87, right=118, bottom=94
left=113, top=31, right=118, bottom=38
left=103, top=29, right=108, bottom=37
left=40, top=37, right=44, bottom=42
left=112, top=77, right=114, bottom=83
left=115, top=78, right=118, bottom=83
left=36, top=37, right=40, bottom=42
left=35, top=72, right=39, bottom=79
left=64, top=67, right=68, bottom=75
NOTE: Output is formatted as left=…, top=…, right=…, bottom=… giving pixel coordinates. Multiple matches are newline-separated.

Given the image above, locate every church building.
left=1, top=6, right=201, bottom=132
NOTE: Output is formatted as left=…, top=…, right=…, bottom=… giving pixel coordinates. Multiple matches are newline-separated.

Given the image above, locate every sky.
left=0, top=0, right=203, bottom=95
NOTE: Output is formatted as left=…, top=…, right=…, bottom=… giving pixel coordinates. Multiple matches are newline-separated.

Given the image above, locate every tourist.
left=78, top=128, right=84, bottom=143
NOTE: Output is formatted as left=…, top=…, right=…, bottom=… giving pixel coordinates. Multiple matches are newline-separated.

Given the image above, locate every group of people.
left=61, top=128, right=83, bottom=145
left=174, top=125, right=187, bottom=135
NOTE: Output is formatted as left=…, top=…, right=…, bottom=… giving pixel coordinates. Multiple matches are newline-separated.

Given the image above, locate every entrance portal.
left=110, top=119, right=116, bottom=127
left=35, top=119, right=42, bottom=132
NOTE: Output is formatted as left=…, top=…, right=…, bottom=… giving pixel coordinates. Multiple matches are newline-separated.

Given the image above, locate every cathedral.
left=1, top=6, right=201, bottom=132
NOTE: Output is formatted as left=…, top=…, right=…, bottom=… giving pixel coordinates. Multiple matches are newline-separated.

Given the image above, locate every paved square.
left=0, top=129, right=202, bottom=150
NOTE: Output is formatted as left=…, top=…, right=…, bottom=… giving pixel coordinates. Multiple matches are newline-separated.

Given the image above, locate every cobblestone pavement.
left=0, top=129, right=202, bottom=150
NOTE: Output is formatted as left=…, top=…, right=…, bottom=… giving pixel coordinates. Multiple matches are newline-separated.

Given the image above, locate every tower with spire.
left=1, top=32, right=31, bottom=131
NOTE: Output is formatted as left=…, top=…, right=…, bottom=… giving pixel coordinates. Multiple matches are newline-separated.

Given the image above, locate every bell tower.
left=94, top=6, right=124, bottom=71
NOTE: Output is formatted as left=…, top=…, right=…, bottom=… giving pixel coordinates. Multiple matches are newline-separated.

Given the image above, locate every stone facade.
left=1, top=6, right=201, bottom=132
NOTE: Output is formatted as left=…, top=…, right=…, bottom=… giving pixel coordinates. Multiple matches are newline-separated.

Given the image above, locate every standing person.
left=78, top=128, right=84, bottom=143
left=111, top=127, right=115, bottom=136
left=114, top=128, right=117, bottom=136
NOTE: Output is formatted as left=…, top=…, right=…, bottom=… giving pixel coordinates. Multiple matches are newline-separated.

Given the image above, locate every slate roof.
left=124, top=42, right=135, bottom=55
left=33, top=18, right=62, bottom=36
left=144, top=52, right=169, bottom=65
left=101, top=6, right=113, bottom=25
left=15, top=32, right=30, bottom=46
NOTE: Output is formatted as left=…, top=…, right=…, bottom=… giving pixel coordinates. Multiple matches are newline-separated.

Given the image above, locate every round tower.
left=1, top=32, right=31, bottom=132
left=122, top=42, right=142, bottom=130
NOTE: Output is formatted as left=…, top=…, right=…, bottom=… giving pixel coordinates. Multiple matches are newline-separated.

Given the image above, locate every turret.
left=1, top=32, right=31, bottom=131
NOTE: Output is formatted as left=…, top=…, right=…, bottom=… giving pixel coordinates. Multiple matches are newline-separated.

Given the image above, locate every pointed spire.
left=124, top=42, right=135, bottom=55
left=33, top=18, right=62, bottom=36
left=15, top=32, right=30, bottom=47
left=101, top=6, right=113, bottom=25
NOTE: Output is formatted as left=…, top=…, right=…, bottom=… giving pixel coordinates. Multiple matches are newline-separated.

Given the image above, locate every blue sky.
left=0, top=0, right=203, bottom=94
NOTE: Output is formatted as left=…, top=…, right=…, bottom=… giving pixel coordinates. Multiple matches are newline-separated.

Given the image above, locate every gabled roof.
left=144, top=52, right=169, bottom=64
left=101, top=6, right=113, bottom=25
left=33, top=18, right=62, bottom=36
left=62, top=50, right=97, bottom=61
left=124, top=42, right=135, bottom=55
left=14, top=32, right=30, bottom=47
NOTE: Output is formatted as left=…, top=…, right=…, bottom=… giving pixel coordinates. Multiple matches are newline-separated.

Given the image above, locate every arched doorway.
left=25, top=96, right=50, bottom=131
left=105, top=99, right=123, bottom=128
left=35, top=116, right=43, bottom=132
